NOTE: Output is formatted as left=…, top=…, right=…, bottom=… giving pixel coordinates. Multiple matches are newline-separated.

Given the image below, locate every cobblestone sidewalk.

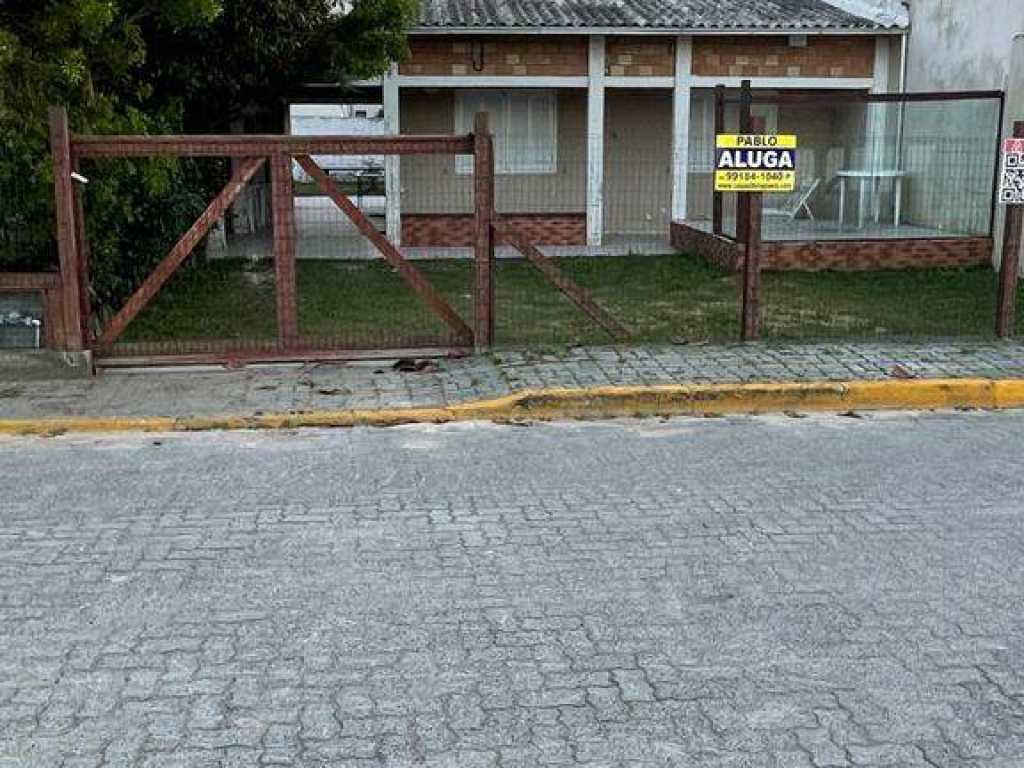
left=2, top=340, right=1024, bottom=420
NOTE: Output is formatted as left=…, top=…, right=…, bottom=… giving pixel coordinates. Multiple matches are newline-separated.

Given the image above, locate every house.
left=382, top=0, right=911, bottom=250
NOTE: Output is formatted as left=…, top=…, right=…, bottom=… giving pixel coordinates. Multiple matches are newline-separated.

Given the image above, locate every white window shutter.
left=456, top=90, right=556, bottom=175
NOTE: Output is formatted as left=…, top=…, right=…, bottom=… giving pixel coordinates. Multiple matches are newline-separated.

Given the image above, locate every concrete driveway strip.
left=1, top=412, right=1024, bottom=766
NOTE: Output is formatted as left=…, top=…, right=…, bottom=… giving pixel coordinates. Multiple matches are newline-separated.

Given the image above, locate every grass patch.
left=121, top=254, right=1010, bottom=347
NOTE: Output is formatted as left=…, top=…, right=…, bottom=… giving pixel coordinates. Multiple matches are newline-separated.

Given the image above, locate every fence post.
left=48, top=106, right=84, bottom=352
left=712, top=85, right=725, bottom=236
left=740, top=115, right=765, bottom=342
left=270, top=154, right=299, bottom=345
left=473, top=111, right=496, bottom=352
left=72, top=157, right=91, bottom=343
left=996, top=121, right=1024, bottom=339
left=735, top=80, right=753, bottom=246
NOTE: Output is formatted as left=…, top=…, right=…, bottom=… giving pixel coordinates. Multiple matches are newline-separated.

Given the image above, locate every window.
left=689, top=95, right=780, bottom=172
left=455, top=91, right=558, bottom=175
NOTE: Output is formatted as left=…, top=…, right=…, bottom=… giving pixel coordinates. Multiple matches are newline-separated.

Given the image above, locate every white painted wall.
left=904, top=1, right=1024, bottom=267
left=906, top=1, right=1023, bottom=94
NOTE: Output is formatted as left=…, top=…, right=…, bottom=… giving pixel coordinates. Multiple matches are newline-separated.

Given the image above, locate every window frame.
left=455, top=90, right=559, bottom=176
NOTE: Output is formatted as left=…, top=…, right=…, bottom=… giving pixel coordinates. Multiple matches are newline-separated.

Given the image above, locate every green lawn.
left=121, top=254, right=1012, bottom=348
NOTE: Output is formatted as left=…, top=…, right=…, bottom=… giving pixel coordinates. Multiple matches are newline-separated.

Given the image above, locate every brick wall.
left=404, top=214, right=587, bottom=247
left=401, top=36, right=588, bottom=77
left=670, top=222, right=993, bottom=272
left=404, top=34, right=875, bottom=80
left=605, top=37, right=675, bottom=77
left=670, top=223, right=744, bottom=270
left=759, top=238, right=993, bottom=271
left=692, top=36, right=875, bottom=78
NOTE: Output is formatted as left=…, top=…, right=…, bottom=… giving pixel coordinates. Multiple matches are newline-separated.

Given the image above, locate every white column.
left=383, top=64, right=402, bottom=245
left=671, top=36, right=693, bottom=223
left=587, top=36, right=606, bottom=247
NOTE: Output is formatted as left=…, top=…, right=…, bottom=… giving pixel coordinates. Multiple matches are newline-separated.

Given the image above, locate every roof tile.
left=416, top=0, right=905, bottom=31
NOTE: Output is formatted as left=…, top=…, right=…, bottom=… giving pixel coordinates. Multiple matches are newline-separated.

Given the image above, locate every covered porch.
left=677, top=88, right=1003, bottom=270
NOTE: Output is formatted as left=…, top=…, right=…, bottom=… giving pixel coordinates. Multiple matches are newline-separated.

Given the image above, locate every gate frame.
left=52, top=106, right=493, bottom=365
left=53, top=105, right=632, bottom=364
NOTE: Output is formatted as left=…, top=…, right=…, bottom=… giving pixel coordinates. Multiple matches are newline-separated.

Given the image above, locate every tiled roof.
left=416, top=0, right=907, bottom=31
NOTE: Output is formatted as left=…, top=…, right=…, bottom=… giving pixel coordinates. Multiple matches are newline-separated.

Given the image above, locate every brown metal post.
left=473, top=111, right=496, bottom=351
left=712, top=85, right=725, bottom=236
left=48, top=106, right=84, bottom=351
left=270, top=154, right=299, bottom=344
left=736, top=81, right=754, bottom=246
left=996, top=121, right=1024, bottom=338
left=741, top=115, right=765, bottom=342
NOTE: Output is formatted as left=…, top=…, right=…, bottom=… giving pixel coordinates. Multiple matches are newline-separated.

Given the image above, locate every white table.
left=836, top=169, right=905, bottom=229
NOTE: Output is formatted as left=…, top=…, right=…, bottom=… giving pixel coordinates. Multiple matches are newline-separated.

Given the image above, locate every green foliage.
left=0, top=0, right=413, bottom=315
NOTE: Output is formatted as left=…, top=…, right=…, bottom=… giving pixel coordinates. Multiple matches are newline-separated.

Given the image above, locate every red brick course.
left=670, top=222, right=993, bottom=272
left=404, top=214, right=587, bottom=247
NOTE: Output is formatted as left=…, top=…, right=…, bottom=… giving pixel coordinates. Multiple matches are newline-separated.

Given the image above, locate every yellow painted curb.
left=1, top=378, right=1023, bottom=437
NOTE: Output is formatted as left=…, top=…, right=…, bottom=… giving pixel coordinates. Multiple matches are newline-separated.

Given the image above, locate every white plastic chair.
left=764, top=178, right=821, bottom=221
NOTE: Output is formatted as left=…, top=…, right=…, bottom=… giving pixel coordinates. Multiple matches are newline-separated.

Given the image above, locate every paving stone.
left=2, top=413, right=1024, bottom=765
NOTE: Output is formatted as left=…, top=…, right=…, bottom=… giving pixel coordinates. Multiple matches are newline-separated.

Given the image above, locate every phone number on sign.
left=714, top=170, right=795, bottom=192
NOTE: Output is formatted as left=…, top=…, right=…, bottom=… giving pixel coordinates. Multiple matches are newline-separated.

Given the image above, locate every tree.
left=0, top=0, right=414, bottom=315
left=148, top=0, right=416, bottom=131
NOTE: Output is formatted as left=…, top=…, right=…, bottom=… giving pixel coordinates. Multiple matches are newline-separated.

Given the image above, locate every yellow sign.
left=715, top=134, right=798, bottom=192
left=716, top=134, right=797, bottom=149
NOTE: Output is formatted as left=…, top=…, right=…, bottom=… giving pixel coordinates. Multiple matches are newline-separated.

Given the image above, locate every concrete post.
left=587, top=36, right=606, bottom=247
left=671, top=37, right=693, bottom=224
left=384, top=64, right=402, bottom=246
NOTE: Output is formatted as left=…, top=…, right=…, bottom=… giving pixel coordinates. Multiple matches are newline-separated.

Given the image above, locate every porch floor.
left=211, top=196, right=674, bottom=260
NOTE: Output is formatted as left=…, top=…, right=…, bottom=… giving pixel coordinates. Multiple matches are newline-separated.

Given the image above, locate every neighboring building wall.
left=904, top=0, right=1024, bottom=264
left=692, top=36, right=875, bottom=78
left=906, top=0, right=1022, bottom=93
left=401, top=36, right=588, bottom=76
left=605, top=37, right=675, bottom=77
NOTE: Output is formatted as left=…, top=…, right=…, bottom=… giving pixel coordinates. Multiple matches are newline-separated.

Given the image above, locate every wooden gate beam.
left=73, top=135, right=474, bottom=158
left=493, top=220, right=631, bottom=341
left=270, top=154, right=299, bottom=343
left=49, top=107, right=85, bottom=351
left=294, top=155, right=474, bottom=344
left=97, top=156, right=266, bottom=348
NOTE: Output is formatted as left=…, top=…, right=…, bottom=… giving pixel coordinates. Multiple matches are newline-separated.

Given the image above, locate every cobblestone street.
left=2, top=412, right=1024, bottom=766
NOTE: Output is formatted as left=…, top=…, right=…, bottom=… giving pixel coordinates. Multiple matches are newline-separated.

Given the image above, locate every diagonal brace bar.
left=98, top=157, right=267, bottom=347
left=294, top=155, right=474, bottom=344
left=493, top=220, right=631, bottom=341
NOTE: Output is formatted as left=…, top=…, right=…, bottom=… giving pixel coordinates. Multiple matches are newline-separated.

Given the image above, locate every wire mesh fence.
left=18, top=89, right=1016, bottom=360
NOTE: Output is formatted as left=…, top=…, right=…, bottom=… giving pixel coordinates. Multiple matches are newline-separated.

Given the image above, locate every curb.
left=2, top=378, right=1024, bottom=436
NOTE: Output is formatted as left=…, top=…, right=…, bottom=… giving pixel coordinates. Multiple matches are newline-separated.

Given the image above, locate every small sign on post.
left=999, top=137, right=1024, bottom=206
left=996, top=122, right=1024, bottom=338
left=715, top=134, right=798, bottom=193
